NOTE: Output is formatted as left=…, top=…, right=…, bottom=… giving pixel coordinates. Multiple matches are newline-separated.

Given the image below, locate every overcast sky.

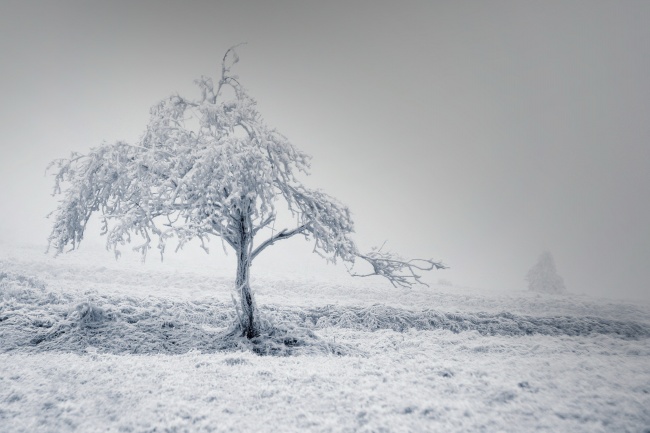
left=1, top=0, right=649, bottom=300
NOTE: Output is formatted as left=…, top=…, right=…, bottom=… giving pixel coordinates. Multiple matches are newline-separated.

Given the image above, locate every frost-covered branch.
left=250, top=223, right=309, bottom=261
left=353, top=248, right=447, bottom=288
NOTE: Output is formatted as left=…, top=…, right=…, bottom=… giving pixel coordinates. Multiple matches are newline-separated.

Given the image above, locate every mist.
left=1, top=0, right=649, bottom=300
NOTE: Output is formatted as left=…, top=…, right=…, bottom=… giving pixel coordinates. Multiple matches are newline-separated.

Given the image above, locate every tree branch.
left=251, top=214, right=275, bottom=237
left=351, top=249, right=447, bottom=288
left=250, top=223, right=309, bottom=261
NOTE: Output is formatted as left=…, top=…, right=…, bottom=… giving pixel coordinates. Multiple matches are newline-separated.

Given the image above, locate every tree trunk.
left=235, top=210, right=259, bottom=339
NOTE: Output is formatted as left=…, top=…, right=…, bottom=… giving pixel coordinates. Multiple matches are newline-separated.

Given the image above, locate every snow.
left=1, top=243, right=649, bottom=432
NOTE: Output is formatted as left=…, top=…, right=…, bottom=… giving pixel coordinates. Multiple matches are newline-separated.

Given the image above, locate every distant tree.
left=47, top=46, right=446, bottom=338
left=525, top=251, right=566, bottom=294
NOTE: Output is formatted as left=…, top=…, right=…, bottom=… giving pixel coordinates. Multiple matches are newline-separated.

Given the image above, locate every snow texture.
left=1, top=247, right=649, bottom=432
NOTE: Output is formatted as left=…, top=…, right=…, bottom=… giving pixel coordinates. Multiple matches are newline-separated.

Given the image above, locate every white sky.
left=1, top=0, right=649, bottom=300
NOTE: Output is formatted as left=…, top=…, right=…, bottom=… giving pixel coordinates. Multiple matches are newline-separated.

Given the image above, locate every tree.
left=525, top=251, right=566, bottom=294
left=47, top=47, right=446, bottom=338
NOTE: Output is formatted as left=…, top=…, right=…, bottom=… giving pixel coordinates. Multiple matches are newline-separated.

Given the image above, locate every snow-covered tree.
left=525, top=251, right=566, bottom=294
left=47, top=47, right=445, bottom=338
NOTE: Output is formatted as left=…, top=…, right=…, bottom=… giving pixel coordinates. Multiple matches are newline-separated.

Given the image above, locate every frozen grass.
left=2, top=271, right=648, bottom=358
left=1, top=249, right=650, bottom=432
left=0, top=271, right=353, bottom=357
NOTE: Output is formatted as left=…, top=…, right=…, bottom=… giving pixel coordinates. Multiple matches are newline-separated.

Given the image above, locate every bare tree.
left=47, top=47, right=446, bottom=338
left=525, top=251, right=566, bottom=294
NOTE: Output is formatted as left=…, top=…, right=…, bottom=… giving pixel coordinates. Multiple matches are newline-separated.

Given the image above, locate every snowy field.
left=1, top=244, right=649, bottom=432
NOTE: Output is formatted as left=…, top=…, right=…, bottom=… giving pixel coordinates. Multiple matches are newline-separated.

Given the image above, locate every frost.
left=1, top=254, right=649, bottom=432
left=2, top=279, right=648, bottom=357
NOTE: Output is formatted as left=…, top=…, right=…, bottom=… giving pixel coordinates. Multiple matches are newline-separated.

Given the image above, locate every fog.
left=1, top=0, right=649, bottom=300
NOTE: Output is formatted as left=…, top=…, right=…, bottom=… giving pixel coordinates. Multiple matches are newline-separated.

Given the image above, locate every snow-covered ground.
left=1, top=243, right=649, bottom=432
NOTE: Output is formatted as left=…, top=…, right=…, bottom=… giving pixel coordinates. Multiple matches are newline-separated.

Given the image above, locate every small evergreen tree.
left=47, top=47, right=445, bottom=338
left=525, top=251, right=566, bottom=294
